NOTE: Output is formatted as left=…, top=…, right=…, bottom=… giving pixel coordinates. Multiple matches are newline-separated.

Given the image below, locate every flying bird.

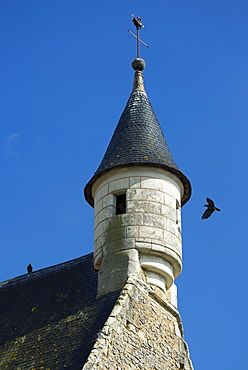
left=201, top=198, right=220, bottom=219
left=27, top=264, right=33, bottom=273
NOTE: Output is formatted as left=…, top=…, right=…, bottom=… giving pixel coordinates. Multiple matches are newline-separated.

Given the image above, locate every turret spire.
left=84, top=17, right=191, bottom=299
left=84, top=38, right=191, bottom=206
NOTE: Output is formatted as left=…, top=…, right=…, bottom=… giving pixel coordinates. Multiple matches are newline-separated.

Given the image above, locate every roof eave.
left=84, top=163, right=191, bottom=208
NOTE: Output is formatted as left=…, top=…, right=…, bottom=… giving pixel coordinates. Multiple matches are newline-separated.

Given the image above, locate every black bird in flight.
left=27, top=264, right=33, bottom=273
left=202, top=198, right=220, bottom=219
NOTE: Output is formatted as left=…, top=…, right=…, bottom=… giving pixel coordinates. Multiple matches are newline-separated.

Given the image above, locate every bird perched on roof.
left=202, top=198, right=220, bottom=219
left=27, top=264, right=33, bottom=273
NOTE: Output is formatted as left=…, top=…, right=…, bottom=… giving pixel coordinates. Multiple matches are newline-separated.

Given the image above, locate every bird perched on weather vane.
left=201, top=198, right=221, bottom=219
left=132, top=15, right=144, bottom=29
left=127, top=14, right=149, bottom=59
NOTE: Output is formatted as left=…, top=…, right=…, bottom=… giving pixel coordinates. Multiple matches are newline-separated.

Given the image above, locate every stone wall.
left=92, top=166, right=184, bottom=296
left=83, top=277, right=194, bottom=370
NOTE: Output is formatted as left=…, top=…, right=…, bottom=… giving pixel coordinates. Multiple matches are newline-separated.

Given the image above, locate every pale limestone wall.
left=83, top=278, right=194, bottom=370
left=92, top=167, right=184, bottom=296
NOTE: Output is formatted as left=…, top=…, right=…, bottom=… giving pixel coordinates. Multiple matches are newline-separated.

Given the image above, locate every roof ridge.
left=0, top=253, right=93, bottom=288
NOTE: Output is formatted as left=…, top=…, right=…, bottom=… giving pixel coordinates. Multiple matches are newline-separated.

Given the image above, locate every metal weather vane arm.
left=127, top=29, right=149, bottom=48
left=127, top=15, right=149, bottom=58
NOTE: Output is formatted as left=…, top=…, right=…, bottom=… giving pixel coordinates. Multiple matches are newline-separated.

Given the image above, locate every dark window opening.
left=176, top=199, right=180, bottom=224
left=116, top=194, right=126, bottom=215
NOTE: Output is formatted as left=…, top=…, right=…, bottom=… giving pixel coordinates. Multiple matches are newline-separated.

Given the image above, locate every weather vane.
left=127, top=15, right=149, bottom=58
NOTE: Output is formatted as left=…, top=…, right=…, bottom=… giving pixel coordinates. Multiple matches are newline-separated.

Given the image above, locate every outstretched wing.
left=206, top=197, right=214, bottom=207
left=202, top=208, right=214, bottom=219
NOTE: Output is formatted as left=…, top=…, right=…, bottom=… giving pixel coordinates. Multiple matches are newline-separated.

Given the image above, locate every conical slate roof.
left=84, top=63, right=191, bottom=206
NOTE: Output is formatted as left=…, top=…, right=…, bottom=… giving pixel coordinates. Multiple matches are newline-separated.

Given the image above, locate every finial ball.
left=132, top=58, right=146, bottom=71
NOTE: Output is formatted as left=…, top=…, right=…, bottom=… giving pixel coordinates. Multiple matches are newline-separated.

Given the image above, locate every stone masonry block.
left=97, top=249, right=140, bottom=296
left=103, top=216, right=121, bottom=231
left=135, top=239, right=152, bottom=251
left=143, top=214, right=166, bottom=229
left=130, top=177, right=141, bottom=188
left=149, top=202, right=163, bottom=215
left=140, top=178, right=163, bottom=192
left=174, top=187, right=181, bottom=202
left=166, top=218, right=176, bottom=234
left=103, top=238, right=136, bottom=255
left=126, top=225, right=139, bottom=238
left=94, top=239, right=103, bottom=256
left=163, top=230, right=174, bottom=245
left=127, top=188, right=147, bottom=201
left=94, top=198, right=103, bottom=216
left=164, top=194, right=175, bottom=208
left=140, top=177, right=160, bottom=190
left=96, top=232, right=107, bottom=249
left=95, top=184, right=109, bottom=203
left=109, top=178, right=129, bottom=193
left=105, top=224, right=126, bottom=242
left=96, top=206, right=115, bottom=225
left=94, top=247, right=102, bottom=269
left=140, top=177, right=176, bottom=197
left=121, top=213, right=143, bottom=226
left=172, top=236, right=182, bottom=254
left=162, top=205, right=176, bottom=220
left=127, top=200, right=150, bottom=213
left=138, top=241, right=172, bottom=265
left=94, top=222, right=103, bottom=241
left=160, top=180, right=176, bottom=197
left=139, top=226, right=163, bottom=240
left=102, top=193, right=116, bottom=208
left=146, top=190, right=164, bottom=204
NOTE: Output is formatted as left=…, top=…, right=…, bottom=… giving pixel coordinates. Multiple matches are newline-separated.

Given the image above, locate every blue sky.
left=1, top=1, right=248, bottom=369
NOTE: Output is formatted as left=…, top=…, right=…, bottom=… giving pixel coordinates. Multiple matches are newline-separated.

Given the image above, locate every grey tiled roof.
left=84, top=71, right=191, bottom=207
left=0, top=253, right=120, bottom=370
left=97, top=92, right=178, bottom=172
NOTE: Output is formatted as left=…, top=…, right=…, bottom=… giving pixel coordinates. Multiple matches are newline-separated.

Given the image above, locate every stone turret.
left=84, top=58, right=191, bottom=300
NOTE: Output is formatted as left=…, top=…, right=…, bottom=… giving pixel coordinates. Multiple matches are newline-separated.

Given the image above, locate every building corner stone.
left=83, top=277, right=194, bottom=370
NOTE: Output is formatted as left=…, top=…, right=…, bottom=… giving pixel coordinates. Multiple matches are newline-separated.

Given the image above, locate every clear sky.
left=1, top=1, right=248, bottom=369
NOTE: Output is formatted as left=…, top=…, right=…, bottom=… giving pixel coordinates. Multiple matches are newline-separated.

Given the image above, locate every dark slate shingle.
left=96, top=91, right=178, bottom=172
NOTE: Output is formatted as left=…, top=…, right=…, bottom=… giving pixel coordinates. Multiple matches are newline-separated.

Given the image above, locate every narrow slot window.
left=176, top=200, right=181, bottom=235
left=116, top=194, right=126, bottom=215
left=176, top=200, right=180, bottom=224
